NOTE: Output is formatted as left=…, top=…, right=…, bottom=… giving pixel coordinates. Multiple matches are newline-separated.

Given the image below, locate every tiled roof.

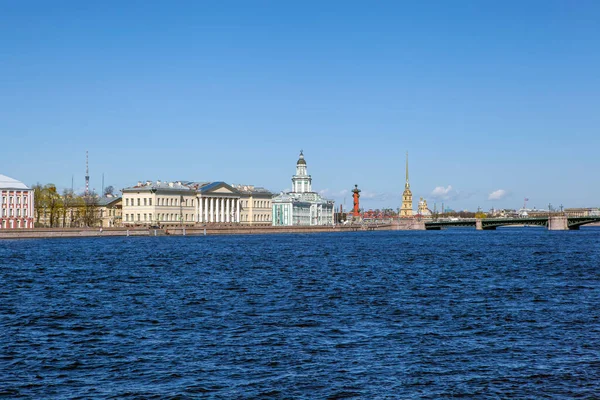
left=97, top=196, right=122, bottom=206
left=0, top=174, right=29, bottom=190
left=122, top=180, right=194, bottom=192
left=231, top=184, right=273, bottom=195
left=198, top=181, right=242, bottom=194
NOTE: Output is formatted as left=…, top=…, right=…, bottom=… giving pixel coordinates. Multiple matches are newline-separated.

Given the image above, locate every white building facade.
left=0, top=174, right=34, bottom=229
left=272, top=151, right=335, bottom=226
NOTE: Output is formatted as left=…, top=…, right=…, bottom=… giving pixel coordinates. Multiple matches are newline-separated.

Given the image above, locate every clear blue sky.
left=2, top=1, right=599, bottom=211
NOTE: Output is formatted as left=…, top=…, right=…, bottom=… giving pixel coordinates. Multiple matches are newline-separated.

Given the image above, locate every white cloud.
left=488, top=189, right=507, bottom=201
left=430, top=185, right=456, bottom=201
left=319, top=188, right=348, bottom=197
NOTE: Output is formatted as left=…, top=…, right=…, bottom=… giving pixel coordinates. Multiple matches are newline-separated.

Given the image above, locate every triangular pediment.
left=214, top=187, right=234, bottom=193
left=199, top=181, right=240, bottom=195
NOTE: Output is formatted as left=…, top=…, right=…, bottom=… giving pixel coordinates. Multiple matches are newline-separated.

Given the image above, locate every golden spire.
left=405, top=151, right=410, bottom=189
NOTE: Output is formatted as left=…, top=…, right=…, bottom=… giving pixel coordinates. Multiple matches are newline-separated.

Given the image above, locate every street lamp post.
left=180, top=195, right=184, bottom=227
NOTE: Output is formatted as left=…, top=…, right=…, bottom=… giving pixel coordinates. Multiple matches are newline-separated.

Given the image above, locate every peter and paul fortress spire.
left=400, top=151, right=413, bottom=217
left=405, top=151, right=410, bottom=189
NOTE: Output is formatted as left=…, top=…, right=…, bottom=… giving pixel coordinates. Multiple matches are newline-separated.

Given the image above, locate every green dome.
left=297, top=150, right=306, bottom=165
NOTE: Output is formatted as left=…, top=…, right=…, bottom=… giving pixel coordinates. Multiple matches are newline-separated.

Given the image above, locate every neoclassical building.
left=0, top=174, right=34, bottom=229
left=233, top=184, right=273, bottom=225
left=98, top=195, right=122, bottom=227
left=400, top=152, right=413, bottom=217
left=272, top=151, right=335, bottom=226
left=122, top=180, right=243, bottom=227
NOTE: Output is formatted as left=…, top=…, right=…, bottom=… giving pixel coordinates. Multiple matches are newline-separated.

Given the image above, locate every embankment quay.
left=0, top=223, right=399, bottom=239
left=2, top=216, right=599, bottom=239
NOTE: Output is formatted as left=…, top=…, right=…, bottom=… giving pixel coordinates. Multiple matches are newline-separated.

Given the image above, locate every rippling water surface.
left=1, top=229, right=600, bottom=398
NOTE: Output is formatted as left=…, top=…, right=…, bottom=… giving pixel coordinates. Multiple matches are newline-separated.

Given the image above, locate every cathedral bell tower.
left=400, top=152, right=413, bottom=217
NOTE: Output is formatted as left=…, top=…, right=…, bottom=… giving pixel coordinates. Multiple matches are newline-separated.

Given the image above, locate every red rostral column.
left=352, top=184, right=361, bottom=217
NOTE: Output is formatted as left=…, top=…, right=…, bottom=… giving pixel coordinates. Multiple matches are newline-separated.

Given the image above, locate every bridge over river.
left=425, top=216, right=600, bottom=231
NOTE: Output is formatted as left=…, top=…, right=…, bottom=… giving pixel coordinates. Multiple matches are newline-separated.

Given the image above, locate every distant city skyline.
left=2, top=2, right=599, bottom=211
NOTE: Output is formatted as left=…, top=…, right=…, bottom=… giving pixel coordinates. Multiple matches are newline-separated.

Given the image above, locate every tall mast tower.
left=85, top=151, right=90, bottom=196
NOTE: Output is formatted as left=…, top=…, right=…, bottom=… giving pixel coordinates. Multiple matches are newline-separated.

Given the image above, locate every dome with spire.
left=296, top=150, right=306, bottom=165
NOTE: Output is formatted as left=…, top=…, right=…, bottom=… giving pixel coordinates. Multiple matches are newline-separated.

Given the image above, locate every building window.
left=137, top=198, right=140, bottom=206
left=149, top=198, right=152, bottom=206
left=149, top=213, right=152, bottom=221
left=144, top=198, right=147, bottom=206
left=137, top=214, right=140, bottom=221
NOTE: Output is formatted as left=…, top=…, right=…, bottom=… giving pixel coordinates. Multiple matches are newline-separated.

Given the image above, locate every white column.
left=210, top=197, right=214, bottom=223
left=203, top=198, right=208, bottom=222
left=226, top=198, right=230, bottom=222
left=213, top=198, right=218, bottom=222
left=236, top=199, right=240, bottom=222
left=221, top=198, right=225, bottom=222
left=220, top=198, right=224, bottom=222
left=215, top=197, right=223, bottom=222
left=215, top=198, right=219, bottom=222
left=198, top=197, right=203, bottom=222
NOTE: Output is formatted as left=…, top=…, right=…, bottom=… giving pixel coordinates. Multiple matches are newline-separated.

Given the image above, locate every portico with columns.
left=196, top=182, right=241, bottom=224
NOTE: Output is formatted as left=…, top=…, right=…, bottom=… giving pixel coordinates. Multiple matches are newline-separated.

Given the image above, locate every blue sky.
left=2, top=1, right=599, bottom=211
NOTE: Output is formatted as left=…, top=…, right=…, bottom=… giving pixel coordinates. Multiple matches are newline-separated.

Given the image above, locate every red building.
left=0, top=174, right=34, bottom=229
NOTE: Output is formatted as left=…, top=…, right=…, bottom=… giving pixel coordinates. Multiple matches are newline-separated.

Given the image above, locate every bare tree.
left=103, top=185, right=114, bottom=196
left=82, top=193, right=100, bottom=227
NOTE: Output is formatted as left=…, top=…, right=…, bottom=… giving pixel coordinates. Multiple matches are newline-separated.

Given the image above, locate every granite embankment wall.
left=0, top=220, right=426, bottom=239
left=0, top=228, right=152, bottom=239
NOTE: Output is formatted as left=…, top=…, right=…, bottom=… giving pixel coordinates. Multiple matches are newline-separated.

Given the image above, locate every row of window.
left=0, top=208, right=28, bottom=217
left=240, top=200, right=271, bottom=208
left=0, top=220, right=30, bottom=228
left=1, top=196, right=29, bottom=205
left=240, top=214, right=271, bottom=222
left=125, top=197, right=277, bottom=210
left=125, top=197, right=195, bottom=207
left=124, top=213, right=194, bottom=222
left=99, top=209, right=119, bottom=218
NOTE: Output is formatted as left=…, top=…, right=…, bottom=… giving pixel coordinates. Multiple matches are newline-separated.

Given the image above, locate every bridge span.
left=425, top=216, right=600, bottom=231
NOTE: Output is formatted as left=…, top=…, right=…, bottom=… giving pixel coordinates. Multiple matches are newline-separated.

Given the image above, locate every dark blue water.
left=1, top=229, right=600, bottom=399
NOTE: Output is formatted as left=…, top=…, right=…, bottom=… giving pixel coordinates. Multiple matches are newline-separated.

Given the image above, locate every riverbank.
left=0, top=222, right=414, bottom=239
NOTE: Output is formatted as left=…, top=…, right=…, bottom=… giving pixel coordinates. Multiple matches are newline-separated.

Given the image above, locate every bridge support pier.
left=476, top=219, right=483, bottom=230
left=548, top=215, right=568, bottom=231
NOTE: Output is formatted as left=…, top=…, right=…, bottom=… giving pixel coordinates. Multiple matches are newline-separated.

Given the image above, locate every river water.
left=1, top=229, right=599, bottom=398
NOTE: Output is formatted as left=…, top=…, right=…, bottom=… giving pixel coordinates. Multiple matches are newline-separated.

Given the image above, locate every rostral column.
left=352, top=184, right=361, bottom=218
